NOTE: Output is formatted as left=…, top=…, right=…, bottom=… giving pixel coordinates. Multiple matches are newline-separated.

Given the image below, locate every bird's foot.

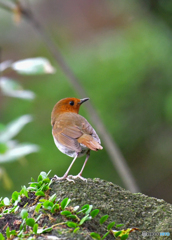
left=53, top=175, right=75, bottom=182
left=67, top=174, right=87, bottom=182
left=52, top=175, right=65, bottom=181
left=66, top=176, right=75, bottom=183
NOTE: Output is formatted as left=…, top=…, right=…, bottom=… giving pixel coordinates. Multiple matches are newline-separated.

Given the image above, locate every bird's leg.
left=68, top=150, right=90, bottom=181
left=53, top=154, right=78, bottom=182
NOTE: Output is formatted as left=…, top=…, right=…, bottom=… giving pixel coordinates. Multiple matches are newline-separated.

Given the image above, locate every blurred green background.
left=1, top=0, right=172, bottom=203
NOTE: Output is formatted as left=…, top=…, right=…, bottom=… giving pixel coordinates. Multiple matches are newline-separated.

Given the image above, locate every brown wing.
left=53, top=112, right=103, bottom=152
left=53, top=119, right=82, bottom=153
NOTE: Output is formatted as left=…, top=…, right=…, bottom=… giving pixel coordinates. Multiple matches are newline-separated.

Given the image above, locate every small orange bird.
left=51, top=97, right=103, bottom=181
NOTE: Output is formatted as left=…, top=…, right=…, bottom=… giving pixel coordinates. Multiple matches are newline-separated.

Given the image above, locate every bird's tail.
left=78, top=134, right=103, bottom=151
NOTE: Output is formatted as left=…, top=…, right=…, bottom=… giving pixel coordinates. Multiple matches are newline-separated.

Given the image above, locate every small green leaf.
left=0, top=233, right=5, bottom=240
left=90, top=209, right=99, bottom=218
left=37, top=227, right=52, bottom=234
left=20, top=186, right=29, bottom=198
left=48, top=179, right=53, bottom=187
left=85, top=205, right=93, bottom=214
left=67, top=222, right=77, bottom=228
left=20, top=220, right=26, bottom=231
left=35, top=214, right=42, bottom=223
left=41, top=184, right=49, bottom=191
left=114, top=231, right=122, bottom=237
left=102, top=231, right=110, bottom=240
left=18, top=229, right=24, bottom=237
left=8, top=205, right=19, bottom=213
left=14, top=205, right=19, bottom=213
left=121, top=234, right=129, bottom=240
left=49, top=193, right=57, bottom=202
left=35, top=191, right=45, bottom=197
left=90, top=232, right=101, bottom=240
left=100, top=215, right=109, bottom=224
left=73, top=227, right=80, bottom=233
left=21, top=209, right=28, bottom=219
left=67, top=214, right=77, bottom=219
left=25, top=182, right=38, bottom=186
left=80, top=204, right=89, bottom=213
left=37, top=174, right=43, bottom=182
left=9, top=230, right=16, bottom=236
left=116, top=224, right=124, bottom=228
left=35, top=203, right=42, bottom=213
left=107, top=221, right=115, bottom=230
left=61, top=210, right=71, bottom=216
left=6, top=226, right=10, bottom=238
left=42, top=178, right=50, bottom=183
left=61, top=198, right=71, bottom=210
left=79, top=214, right=91, bottom=225
left=76, top=204, right=92, bottom=214
left=43, top=200, right=53, bottom=210
left=26, top=218, right=35, bottom=227
left=12, top=191, right=19, bottom=201
left=30, top=185, right=37, bottom=190
left=61, top=210, right=75, bottom=218
left=51, top=204, right=59, bottom=213
left=40, top=171, right=48, bottom=179
left=33, top=223, right=38, bottom=234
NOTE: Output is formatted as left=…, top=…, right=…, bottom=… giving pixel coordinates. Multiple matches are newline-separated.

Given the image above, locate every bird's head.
left=51, top=97, right=89, bottom=124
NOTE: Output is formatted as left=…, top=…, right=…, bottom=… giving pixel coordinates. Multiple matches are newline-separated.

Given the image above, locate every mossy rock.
left=0, top=178, right=172, bottom=239
left=50, top=178, right=172, bottom=239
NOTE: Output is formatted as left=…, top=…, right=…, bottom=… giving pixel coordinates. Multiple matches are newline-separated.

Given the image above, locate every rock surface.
left=0, top=178, right=172, bottom=239
left=50, top=178, right=172, bottom=240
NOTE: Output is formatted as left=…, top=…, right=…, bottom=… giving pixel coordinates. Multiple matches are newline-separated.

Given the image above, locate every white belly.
left=53, top=136, right=88, bottom=158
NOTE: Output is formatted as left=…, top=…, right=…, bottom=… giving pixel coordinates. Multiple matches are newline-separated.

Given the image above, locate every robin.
left=51, top=97, right=103, bottom=181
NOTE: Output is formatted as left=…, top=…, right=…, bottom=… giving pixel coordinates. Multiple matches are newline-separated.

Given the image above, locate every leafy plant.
left=0, top=57, right=55, bottom=190
left=0, top=171, right=138, bottom=239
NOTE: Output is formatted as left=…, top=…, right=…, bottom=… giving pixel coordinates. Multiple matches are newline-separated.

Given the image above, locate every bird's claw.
left=52, top=175, right=75, bottom=183
left=66, top=176, right=75, bottom=183
left=67, top=174, right=87, bottom=182
left=52, top=174, right=87, bottom=182
left=52, top=175, right=65, bottom=181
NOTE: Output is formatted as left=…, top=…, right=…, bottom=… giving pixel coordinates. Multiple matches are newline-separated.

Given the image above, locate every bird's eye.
left=69, top=101, right=74, bottom=106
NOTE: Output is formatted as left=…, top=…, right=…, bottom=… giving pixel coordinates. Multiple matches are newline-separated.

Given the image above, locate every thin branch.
left=0, top=1, right=140, bottom=192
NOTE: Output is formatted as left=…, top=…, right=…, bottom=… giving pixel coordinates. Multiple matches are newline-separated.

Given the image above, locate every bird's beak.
left=79, top=98, right=89, bottom=105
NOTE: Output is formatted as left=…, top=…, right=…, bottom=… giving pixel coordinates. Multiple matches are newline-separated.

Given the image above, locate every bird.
left=51, top=97, right=103, bottom=181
